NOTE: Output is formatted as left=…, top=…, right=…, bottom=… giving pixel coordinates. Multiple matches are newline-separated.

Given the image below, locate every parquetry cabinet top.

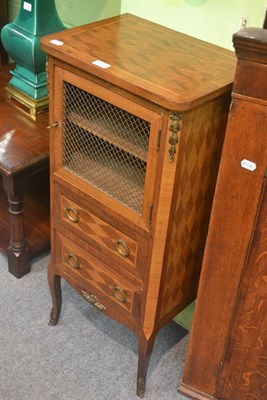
left=40, top=13, right=236, bottom=111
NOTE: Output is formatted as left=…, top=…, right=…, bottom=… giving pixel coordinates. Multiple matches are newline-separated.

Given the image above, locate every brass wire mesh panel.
left=62, top=82, right=151, bottom=214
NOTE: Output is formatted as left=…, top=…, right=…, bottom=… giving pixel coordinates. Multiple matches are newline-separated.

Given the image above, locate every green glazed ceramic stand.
left=1, top=0, right=65, bottom=116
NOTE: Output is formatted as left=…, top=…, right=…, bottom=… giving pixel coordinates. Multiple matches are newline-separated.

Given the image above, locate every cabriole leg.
left=48, top=268, right=62, bottom=326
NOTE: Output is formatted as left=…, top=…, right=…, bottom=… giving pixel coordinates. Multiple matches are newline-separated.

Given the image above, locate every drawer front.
left=55, top=186, right=148, bottom=281
left=54, top=231, right=142, bottom=325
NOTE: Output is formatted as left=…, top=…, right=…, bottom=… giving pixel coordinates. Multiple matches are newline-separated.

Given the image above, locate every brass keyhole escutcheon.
left=113, top=286, right=126, bottom=303
left=46, top=122, right=58, bottom=129
left=66, top=207, right=79, bottom=223
left=114, top=239, right=130, bottom=258
left=66, top=253, right=80, bottom=269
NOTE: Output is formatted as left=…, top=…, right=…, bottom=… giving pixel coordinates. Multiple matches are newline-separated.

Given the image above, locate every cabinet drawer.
left=54, top=231, right=142, bottom=326
left=55, top=186, right=148, bottom=281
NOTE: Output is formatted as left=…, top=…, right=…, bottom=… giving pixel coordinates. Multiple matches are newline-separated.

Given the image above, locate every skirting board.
left=179, top=383, right=217, bottom=400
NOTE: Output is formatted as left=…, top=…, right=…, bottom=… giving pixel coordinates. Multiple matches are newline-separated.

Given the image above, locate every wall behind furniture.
left=7, top=0, right=121, bottom=28
left=7, top=1, right=265, bottom=49
left=121, top=0, right=266, bottom=49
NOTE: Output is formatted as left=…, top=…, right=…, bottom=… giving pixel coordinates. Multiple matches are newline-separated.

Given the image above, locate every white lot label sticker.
left=50, top=40, right=64, bottom=46
left=92, top=60, right=111, bottom=69
left=23, top=2, right=32, bottom=12
left=241, top=159, right=257, bottom=172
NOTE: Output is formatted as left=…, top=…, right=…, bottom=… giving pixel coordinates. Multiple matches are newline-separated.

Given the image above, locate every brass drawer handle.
left=66, top=253, right=80, bottom=269
left=65, top=207, right=79, bottom=223
left=81, top=290, right=107, bottom=311
left=113, top=286, right=126, bottom=303
left=114, top=239, right=130, bottom=258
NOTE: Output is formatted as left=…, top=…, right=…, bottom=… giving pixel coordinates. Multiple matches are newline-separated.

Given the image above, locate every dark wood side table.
left=0, top=64, right=50, bottom=278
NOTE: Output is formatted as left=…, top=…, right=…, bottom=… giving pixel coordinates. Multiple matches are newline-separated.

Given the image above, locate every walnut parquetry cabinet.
left=40, top=14, right=236, bottom=397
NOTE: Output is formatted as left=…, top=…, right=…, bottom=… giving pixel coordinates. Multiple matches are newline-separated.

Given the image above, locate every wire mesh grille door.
left=62, top=82, right=151, bottom=214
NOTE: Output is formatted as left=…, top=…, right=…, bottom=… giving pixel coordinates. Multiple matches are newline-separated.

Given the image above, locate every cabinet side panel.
left=159, top=93, right=231, bottom=321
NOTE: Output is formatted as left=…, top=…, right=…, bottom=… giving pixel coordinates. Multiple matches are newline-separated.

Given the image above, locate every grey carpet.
left=0, top=252, right=189, bottom=400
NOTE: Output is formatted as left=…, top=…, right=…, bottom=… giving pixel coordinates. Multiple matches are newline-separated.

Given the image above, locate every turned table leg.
left=7, top=193, right=31, bottom=278
left=2, top=176, right=30, bottom=278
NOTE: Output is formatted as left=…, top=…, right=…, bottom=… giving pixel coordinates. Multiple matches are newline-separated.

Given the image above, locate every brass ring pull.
left=113, top=286, right=126, bottom=303
left=66, top=253, right=80, bottom=269
left=114, top=239, right=130, bottom=258
left=65, top=207, right=79, bottom=223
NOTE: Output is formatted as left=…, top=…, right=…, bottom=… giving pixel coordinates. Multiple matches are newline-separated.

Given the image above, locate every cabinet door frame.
left=52, top=66, right=163, bottom=231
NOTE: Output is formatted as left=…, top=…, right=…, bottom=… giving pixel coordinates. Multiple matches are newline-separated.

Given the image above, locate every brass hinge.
left=157, top=129, right=162, bottom=152
left=148, top=203, right=153, bottom=225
